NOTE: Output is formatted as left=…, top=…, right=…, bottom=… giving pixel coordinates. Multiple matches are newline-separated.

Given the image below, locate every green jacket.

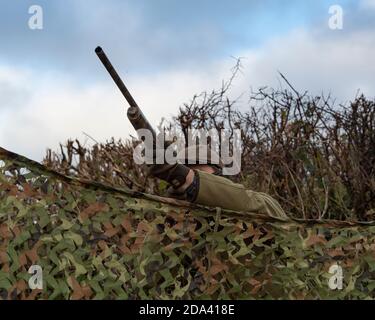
left=194, top=170, right=289, bottom=221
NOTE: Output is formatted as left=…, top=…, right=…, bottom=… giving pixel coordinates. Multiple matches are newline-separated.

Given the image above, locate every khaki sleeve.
left=194, top=170, right=288, bottom=220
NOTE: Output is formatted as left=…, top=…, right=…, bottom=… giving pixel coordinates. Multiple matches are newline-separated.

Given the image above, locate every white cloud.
left=1, top=28, right=374, bottom=161
left=0, top=66, right=222, bottom=161
left=236, top=29, right=375, bottom=103
left=360, top=0, right=375, bottom=10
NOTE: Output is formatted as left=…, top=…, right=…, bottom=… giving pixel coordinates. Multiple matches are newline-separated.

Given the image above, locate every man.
left=149, top=145, right=288, bottom=221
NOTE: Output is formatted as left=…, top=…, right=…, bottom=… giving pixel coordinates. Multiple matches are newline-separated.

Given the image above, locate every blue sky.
left=0, top=0, right=374, bottom=160
left=0, top=0, right=358, bottom=75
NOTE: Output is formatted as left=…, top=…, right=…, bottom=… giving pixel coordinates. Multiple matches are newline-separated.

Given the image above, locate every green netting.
left=1, top=146, right=375, bottom=300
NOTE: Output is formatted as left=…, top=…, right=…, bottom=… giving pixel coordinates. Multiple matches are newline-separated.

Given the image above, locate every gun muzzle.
left=95, top=46, right=139, bottom=109
left=95, top=46, right=157, bottom=140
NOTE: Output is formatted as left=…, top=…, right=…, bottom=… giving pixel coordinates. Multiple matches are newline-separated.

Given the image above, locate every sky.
left=0, top=0, right=374, bottom=160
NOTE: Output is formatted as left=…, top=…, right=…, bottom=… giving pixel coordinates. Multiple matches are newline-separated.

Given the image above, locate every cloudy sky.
left=0, top=0, right=374, bottom=160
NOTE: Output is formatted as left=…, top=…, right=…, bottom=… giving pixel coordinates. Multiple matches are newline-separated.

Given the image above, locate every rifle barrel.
left=95, top=46, right=156, bottom=139
left=95, top=46, right=139, bottom=109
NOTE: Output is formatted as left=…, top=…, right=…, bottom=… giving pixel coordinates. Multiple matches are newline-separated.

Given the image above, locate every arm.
left=152, top=165, right=253, bottom=211
left=184, top=170, right=289, bottom=220
left=149, top=164, right=288, bottom=220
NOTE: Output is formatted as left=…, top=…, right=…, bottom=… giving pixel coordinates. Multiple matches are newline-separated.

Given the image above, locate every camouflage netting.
left=1, top=146, right=375, bottom=300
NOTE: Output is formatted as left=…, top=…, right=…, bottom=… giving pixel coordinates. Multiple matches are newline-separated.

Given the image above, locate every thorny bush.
left=44, top=69, right=375, bottom=221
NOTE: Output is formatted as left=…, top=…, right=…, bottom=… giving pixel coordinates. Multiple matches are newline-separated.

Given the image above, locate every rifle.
left=95, top=46, right=157, bottom=142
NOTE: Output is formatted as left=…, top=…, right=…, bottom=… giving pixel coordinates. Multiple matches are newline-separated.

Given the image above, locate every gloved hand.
left=148, top=163, right=190, bottom=189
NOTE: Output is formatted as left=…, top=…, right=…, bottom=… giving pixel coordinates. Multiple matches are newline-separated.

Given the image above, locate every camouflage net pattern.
left=1, top=146, right=375, bottom=300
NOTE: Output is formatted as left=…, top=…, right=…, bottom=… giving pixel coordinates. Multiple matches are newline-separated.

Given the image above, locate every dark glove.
left=148, top=163, right=190, bottom=189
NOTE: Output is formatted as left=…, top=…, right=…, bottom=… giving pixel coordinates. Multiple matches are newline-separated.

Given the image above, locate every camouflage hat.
left=176, top=145, right=223, bottom=168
